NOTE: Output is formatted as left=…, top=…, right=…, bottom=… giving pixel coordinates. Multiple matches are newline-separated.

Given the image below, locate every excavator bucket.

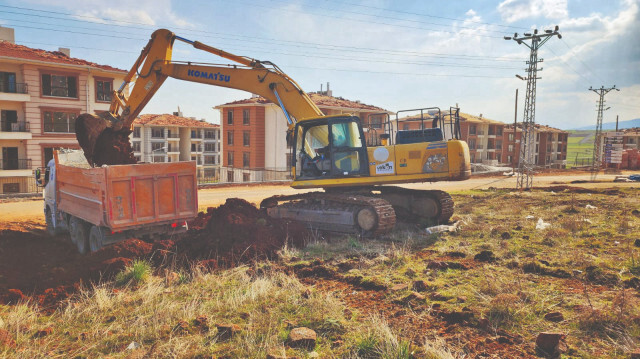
left=75, top=113, right=137, bottom=167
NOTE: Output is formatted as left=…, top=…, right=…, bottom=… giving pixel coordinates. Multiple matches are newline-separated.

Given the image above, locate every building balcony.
left=167, top=133, right=180, bottom=138
left=190, top=137, right=202, bottom=141
left=150, top=137, right=166, bottom=141
left=0, top=83, right=30, bottom=102
left=1, top=158, right=31, bottom=170
left=0, top=121, right=32, bottom=140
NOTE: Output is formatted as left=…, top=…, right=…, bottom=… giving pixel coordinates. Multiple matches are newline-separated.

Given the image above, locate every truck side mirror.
left=34, top=168, right=44, bottom=187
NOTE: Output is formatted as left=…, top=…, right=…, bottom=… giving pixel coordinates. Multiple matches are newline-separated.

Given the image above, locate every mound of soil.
left=0, top=199, right=309, bottom=308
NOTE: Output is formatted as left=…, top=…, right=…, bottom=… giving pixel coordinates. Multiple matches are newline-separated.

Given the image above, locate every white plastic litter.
left=585, top=204, right=597, bottom=210
left=126, top=342, right=141, bottom=350
left=425, top=221, right=461, bottom=234
left=535, top=218, right=551, bottom=230
left=526, top=215, right=535, bottom=220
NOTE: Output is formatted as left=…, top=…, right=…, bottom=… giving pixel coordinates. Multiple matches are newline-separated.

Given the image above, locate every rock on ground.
left=288, top=327, right=317, bottom=350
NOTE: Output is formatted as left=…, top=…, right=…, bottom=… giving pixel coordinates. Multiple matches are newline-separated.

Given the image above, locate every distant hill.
left=571, top=118, right=640, bottom=131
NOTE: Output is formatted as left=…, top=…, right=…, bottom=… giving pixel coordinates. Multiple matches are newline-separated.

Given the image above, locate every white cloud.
left=22, top=0, right=193, bottom=28
left=497, top=0, right=569, bottom=23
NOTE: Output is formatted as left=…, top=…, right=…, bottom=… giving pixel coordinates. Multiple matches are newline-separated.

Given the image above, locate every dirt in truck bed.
left=0, top=198, right=309, bottom=308
left=75, top=113, right=136, bottom=166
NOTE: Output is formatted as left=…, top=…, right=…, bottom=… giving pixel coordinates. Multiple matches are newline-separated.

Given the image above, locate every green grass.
left=115, top=260, right=152, bottom=287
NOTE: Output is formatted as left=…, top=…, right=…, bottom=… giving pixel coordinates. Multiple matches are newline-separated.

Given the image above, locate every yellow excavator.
left=76, top=29, right=471, bottom=236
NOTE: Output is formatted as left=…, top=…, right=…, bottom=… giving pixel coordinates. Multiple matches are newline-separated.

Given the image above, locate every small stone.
left=544, top=311, right=564, bottom=322
left=404, top=268, right=416, bottom=277
left=390, top=283, right=408, bottom=292
left=501, top=232, right=512, bottom=239
left=308, top=351, right=319, bottom=358
left=412, top=280, right=429, bottom=292
left=535, top=332, right=566, bottom=355
left=0, top=328, right=16, bottom=348
left=216, top=323, right=241, bottom=341
left=33, top=327, right=53, bottom=338
left=194, top=315, right=209, bottom=332
left=126, top=341, right=141, bottom=350
left=288, top=327, right=317, bottom=350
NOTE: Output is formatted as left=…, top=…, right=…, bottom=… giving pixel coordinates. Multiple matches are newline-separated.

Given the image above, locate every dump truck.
left=36, top=149, right=198, bottom=253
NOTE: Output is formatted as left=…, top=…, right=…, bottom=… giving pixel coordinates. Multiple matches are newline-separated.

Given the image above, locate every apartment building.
left=215, top=91, right=387, bottom=182
left=459, top=113, right=568, bottom=168
left=0, top=26, right=126, bottom=194
left=131, top=113, right=220, bottom=179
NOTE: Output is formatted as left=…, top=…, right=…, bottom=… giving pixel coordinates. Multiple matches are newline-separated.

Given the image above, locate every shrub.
left=115, top=260, right=152, bottom=287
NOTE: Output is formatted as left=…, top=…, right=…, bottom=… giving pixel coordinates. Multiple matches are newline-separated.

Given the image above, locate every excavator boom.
left=76, top=29, right=323, bottom=166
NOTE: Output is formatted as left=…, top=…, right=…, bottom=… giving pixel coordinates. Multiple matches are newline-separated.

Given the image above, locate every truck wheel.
left=45, top=206, right=64, bottom=237
left=45, top=207, right=56, bottom=236
left=75, top=221, right=90, bottom=254
left=69, top=216, right=82, bottom=245
left=89, top=226, right=105, bottom=252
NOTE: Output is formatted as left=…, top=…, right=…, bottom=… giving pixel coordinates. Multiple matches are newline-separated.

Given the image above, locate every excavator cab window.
left=294, top=117, right=369, bottom=180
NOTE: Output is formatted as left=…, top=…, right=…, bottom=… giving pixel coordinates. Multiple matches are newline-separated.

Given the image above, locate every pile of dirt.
left=177, top=198, right=308, bottom=266
left=75, top=113, right=136, bottom=167
left=0, top=199, right=309, bottom=307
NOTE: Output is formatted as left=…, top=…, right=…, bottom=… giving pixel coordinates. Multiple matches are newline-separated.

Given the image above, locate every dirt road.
left=1, top=171, right=637, bottom=223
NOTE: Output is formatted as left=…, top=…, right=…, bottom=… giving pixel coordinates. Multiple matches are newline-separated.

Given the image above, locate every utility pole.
left=505, top=26, right=561, bottom=190
left=589, top=85, right=619, bottom=178
left=513, top=88, right=518, bottom=173
left=615, top=115, right=619, bottom=132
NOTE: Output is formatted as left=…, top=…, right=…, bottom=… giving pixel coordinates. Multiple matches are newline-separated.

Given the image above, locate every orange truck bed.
left=54, top=152, right=198, bottom=232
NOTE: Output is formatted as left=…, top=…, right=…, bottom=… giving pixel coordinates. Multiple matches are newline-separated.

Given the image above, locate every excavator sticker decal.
left=187, top=69, right=231, bottom=82
left=423, top=153, right=448, bottom=173
left=375, top=161, right=394, bottom=174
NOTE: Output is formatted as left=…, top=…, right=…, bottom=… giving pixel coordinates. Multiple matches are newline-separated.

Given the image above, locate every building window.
left=227, top=110, right=233, bottom=125
left=507, top=155, right=512, bottom=163
left=508, top=144, right=514, bottom=152
left=133, top=127, right=141, bottom=138
left=243, top=152, right=250, bottom=168
left=0, top=72, right=17, bottom=93
left=370, top=115, right=383, bottom=129
left=469, top=125, right=476, bottom=135
left=243, top=109, right=250, bottom=125
left=497, top=127, right=503, bottom=136
left=468, top=139, right=476, bottom=150
left=205, top=130, right=216, bottom=139
left=402, top=123, right=409, bottom=131
left=243, top=131, right=250, bottom=146
left=191, top=143, right=197, bottom=152
left=152, top=142, right=164, bottom=152
left=151, top=128, right=164, bottom=138
left=43, top=109, right=78, bottom=133
left=42, top=73, right=77, bottom=98
left=547, top=134, right=552, bottom=141
left=508, top=133, right=514, bottom=141
left=191, top=130, right=200, bottom=138
left=132, top=141, right=140, bottom=152
left=95, top=79, right=113, bottom=102
left=243, top=173, right=251, bottom=182
left=496, top=140, right=502, bottom=148
left=227, top=151, right=234, bottom=166
left=205, top=143, right=215, bottom=152
left=227, top=131, right=234, bottom=145
left=134, top=155, right=141, bottom=162
left=227, top=171, right=234, bottom=182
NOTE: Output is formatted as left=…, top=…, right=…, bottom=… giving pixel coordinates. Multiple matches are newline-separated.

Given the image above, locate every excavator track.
left=375, top=187, right=454, bottom=224
left=261, top=192, right=396, bottom=236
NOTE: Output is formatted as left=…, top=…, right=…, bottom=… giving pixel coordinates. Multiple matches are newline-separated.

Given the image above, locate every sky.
left=1, top=0, right=638, bottom=129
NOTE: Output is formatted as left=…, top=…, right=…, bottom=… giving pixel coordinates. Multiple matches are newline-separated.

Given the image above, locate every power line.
left=326, top=0, right=529, bottom=30
left=560, top=38, right=605, bottom=84
left=220, top=0, right=505, bottom=39
left=545, top=45, right=593, bottom=86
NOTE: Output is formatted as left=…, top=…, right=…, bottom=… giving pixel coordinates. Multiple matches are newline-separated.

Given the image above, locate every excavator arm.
left=76, top=29, right=323, bottom=166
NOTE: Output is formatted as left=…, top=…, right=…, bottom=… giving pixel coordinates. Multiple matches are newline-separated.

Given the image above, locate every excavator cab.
left=293, top=116, right=370, bottom=180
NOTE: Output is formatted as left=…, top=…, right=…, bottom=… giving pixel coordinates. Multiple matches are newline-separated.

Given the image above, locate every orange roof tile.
left=0, top=41, right=126, bottom=72
left=135, top=114, right=219, bottom=128
left=218, top=92, right=387, bottom=112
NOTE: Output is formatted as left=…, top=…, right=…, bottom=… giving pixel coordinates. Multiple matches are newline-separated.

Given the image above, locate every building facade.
left=215, top=91, right=388, bottom=182
left=0, top=27, right=126, bottom=193
left=131, top=114, right=220, bottom=179
left=458, top=113, right=568, bottom=168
